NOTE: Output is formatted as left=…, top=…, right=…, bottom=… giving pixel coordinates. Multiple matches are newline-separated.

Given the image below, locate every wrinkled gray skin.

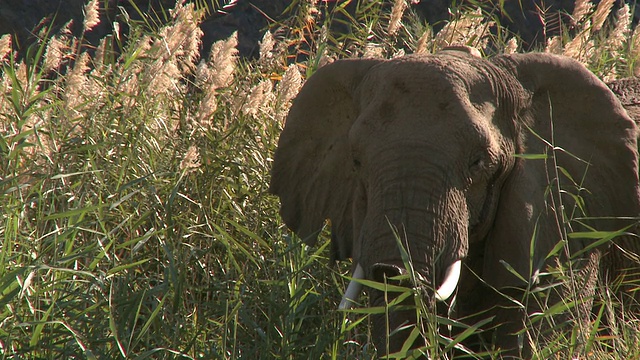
left=270, top=49, right=640, bottom=357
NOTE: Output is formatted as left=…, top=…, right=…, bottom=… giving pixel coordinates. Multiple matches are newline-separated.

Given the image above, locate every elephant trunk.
left=358, top=178, right=470, bottom=355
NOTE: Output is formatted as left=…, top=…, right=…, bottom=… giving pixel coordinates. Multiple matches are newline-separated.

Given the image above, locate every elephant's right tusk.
left=339, top=263, right=364, bottom=310
left=434, top=260, right=461, bottom=301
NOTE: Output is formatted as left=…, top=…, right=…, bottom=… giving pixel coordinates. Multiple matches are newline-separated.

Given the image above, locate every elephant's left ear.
left=485, top=53, right=640, bottom=287
left=269, top=59, right=383, bottom=259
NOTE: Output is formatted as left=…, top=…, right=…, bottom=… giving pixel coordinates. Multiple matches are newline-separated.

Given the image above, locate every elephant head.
left=269, top=49, right=640, bottom=356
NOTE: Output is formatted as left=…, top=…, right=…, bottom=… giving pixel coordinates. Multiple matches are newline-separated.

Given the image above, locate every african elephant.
left=269, top=48, right=640, bottom=357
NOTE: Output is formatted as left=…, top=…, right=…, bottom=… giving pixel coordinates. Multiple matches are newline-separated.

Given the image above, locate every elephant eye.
left=469, top=157, right=486, bottom=174
left=353, top=158, right=362, bottom=169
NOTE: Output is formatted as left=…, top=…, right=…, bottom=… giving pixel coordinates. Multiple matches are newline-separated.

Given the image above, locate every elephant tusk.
left=339, top=263, right=365, bottom=310
left=434, top=260, right=461, bottom=301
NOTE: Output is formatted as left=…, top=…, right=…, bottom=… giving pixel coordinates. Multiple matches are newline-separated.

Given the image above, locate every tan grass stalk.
left=0, top=34, right=11, bottom=62
left=604, top=4, right=631, bottom=53
left=592, top=0, right=614, bottom=32
left=504, top=37, right=518, bottom=54
left=93, top=37, right=107, bottom=69
left=602, top=63, right=618, bottom=82
left=545, top=36, right=563, bottom=54
left=180, top=145, right=201, bottom=173
left=571, top=0, right=593, bottom=26
left=388, top=0, right=408, bottom=36
left=61, top=19, right=74, bottom=36
left=563, top=24, right=593, bottom=64
left=243, top=80, right=274, bottom=117
left=631, top=24, right=640, bottom=76
left=83, top=0, right=101, bottom=33
left=167, top=2, right=203, bottom=73
left=434, top=8, right=485, bottom=50
left=142, top=3, right=203, bottom=97
left=259, top=31, right=275, bottom=62
left=415, top=28, right=432, bottom=54
left=275, top=64, right=302, bottom=121
left=43, top=36, right=68, bottom=74
left=207, top=31, right=238, bottom=90
left=363, top=43, right=384, bottom=58
left=113, top=21, right=121, bottom=42
left=65, top=51, right=91, bottom=112
left=195, top=33, right=238, bottom=127
left=197, top=89, right=217, bottom=128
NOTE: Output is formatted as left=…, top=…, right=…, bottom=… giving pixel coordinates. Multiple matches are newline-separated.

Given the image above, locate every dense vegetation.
left=1, top=0, right=640, bottom=358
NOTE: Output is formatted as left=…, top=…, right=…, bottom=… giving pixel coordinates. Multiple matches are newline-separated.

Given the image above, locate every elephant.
left=269, top=47, right=640, bottom=357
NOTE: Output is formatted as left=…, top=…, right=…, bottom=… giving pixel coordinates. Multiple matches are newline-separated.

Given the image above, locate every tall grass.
left=1, top=0, right=639, bottom=358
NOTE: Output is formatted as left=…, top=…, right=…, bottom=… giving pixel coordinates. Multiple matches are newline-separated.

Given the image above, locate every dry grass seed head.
left=180, top=145, right=201, bottom=173
left=206, top=31, right=238, bottom=90
left=433, top=8, right=485, bottom=50
left=243, top=80, right=274, bottom=117
left=197, top=90, right=217, bottom=128
left=604, top=4, right=631, bottom=54
left=545, top=36, right=563, bottom=54
left=65, top=51, right=91, bottom=112
left=259, top=31, right=275, bottom=62
left=276, top=64, right=302, bottom=110
left=0, top=34, right=12, bottom=62
left=363, top=43, right=385, bottom=58
left=83, top=0, right=101, bottom=33
left=414, top=28, right=432, bottom=54
left=592, top=0, right=615, bottom=32
left=563, top=22, right=594, bottom=63
left=43, top=35, right=69, bottom=74
left=571, top=0, right=593, bottom=27
left=167, top=2, right=203, bottom=73
left=504, top=37, right=518, bottom=54
left=631, top=24, right=640, bottom=76
left=388, top=0, right=408, bottom=36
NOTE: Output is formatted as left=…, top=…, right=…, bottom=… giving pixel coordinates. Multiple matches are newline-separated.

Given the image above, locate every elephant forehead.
left=358, top=59, right=498, bottom=123
left=365, top=54, right=495, bottom=97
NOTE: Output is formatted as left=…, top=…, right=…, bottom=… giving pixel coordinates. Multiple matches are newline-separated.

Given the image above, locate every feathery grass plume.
left=545, top=36, right=563, bottom=54
left=504, top=37, right=518, bottom=54
left=433, top=8, right=486, bottom=50
left=166, top=1, right=203, bottom=73
left=43, top=35, right=69, bottom=74
left=592, top=0, right=614, bottom=32
left=571, top=0, right=593, bottom=27
left=363, top=43, right=384, bottom=58
left=275, top=64, right=302, bottom=121
left=259, top=31, right=275, bottom=62
left=206, top=31, right=238, bottom=90
left=64, top=51, right=91, bottom=112
left=83, top=0, right=101, bottom=33
left=316, top=53, right=334, bottom=68
left=116, top=35, right=152, bottom=97
left=388, top=0, right=408, bottom=36
left=604, top=4, right=631, bottom=55
left=144, top=2, right=203, bottom=97
left=242, top=80, right=274, bottom=117
left=180, top=145, right=201, bottom=174
left=0, top=72, right=11, bottom=132
left=563, top=22, right=593, bottom=64
left=630, top=24, right=640, bottom=76
left=415, top=28, right=432, bottom=54
left=60, top=19, right=74, bottom=36
left=195, top=31, right=238, bottom=127
left=93, top=37, right=108, bottom=69
left=0, top=34, right=11, bottom=62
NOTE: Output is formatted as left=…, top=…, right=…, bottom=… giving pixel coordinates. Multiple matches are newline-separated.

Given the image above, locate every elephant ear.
left=270, top=59, right=383, bottom=260
left=485, top=53, right=640, bottom=287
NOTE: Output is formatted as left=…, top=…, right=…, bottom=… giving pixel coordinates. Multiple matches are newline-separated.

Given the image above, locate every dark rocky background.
left=0, top=0, right=636, bottom=58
